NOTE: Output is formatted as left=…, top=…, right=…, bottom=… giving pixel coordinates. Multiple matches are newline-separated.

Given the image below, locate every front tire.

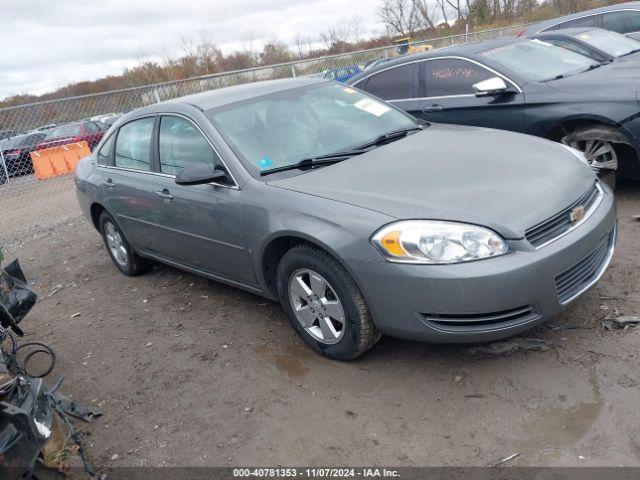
left=99, top=211, right=150, bottom=276
left=277, top=244, right=380, bottom=360
left=562, top=127, right=623, bottom=191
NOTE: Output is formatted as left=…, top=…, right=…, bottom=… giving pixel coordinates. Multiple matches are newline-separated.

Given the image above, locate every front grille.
left=421, top=305, right=539, bottom=332
left=554, top=229, right=615, bottom=304
left=525, top=183, right=601, bottom=248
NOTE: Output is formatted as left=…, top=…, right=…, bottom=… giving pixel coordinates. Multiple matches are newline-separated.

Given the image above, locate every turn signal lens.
left=372, top=220, right=508, bottom=264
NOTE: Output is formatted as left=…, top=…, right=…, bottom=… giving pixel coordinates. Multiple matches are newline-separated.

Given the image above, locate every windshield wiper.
left=620, top=48, right=640, bottom=57
left=259, top=126, right=424, bottom=177
left=260, top=153, right=356, bottom=177
left=351, top=126, right=424, bottom=151
left=582, top=62, right=608, bottom=73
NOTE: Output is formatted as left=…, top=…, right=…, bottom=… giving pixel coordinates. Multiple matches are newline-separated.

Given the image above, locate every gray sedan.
left=75, top=77, right=617, bottom=360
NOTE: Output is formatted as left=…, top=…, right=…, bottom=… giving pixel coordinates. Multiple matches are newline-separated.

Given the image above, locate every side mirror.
left=473, top=77, right=509, bottom=97
left=175, top=162, right=228, bottom=186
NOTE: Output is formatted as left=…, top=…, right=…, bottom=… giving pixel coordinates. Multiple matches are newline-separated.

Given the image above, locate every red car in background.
left=35, top=120, right=108, bottom=151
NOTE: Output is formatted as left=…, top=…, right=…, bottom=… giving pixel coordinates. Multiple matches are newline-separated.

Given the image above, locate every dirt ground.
left=2, top=182, right=640, bottom=469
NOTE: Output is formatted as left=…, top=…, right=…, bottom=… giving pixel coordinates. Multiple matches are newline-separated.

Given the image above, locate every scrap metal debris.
left=0, top=259, right=100, bottom=479
left=491, top=452, right=521, bottom=466
left=601, top=315, right=640, bottom=331
left=467, top=338, right=553, bottom=358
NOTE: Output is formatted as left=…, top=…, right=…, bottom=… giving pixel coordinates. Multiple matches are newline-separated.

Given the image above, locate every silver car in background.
left=75, top=78, right=617, bottom=360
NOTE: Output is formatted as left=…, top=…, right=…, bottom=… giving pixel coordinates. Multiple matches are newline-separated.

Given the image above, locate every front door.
left=149, top=115, right=255, bottom=285
left=411, top=58, right=526, bottom=133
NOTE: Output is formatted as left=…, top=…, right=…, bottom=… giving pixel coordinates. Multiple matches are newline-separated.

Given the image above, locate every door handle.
left=422, top=104, right=444, bottom=114
left=104, top=179, right=116, bottom=189
left=154, top=189, right=174, bottom=201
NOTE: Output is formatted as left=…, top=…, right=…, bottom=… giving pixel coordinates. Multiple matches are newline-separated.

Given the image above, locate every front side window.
left=158, top=116, right=219, bottom=175
left=576, top=27, right=640, bottom=57
left=422, top=59, right=494, bottom=97
left=114, top=117, right=154, bottom=171
left=481, top=40, right=594, bottom=82
left=363, top=64, right=414, bottom=100
left=208, top=83, right=417, bottom=177
left=602, top=11, right=640, bottom=34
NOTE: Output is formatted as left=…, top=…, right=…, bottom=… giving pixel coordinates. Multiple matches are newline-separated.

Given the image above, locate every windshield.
left=573, top=29, right=640, bottom=57
left=207, top=83, right=417, bottom=176
left=480, top=40, right=594, bottom=81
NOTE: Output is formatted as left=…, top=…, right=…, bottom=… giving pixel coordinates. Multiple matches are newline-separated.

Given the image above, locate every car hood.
left=267, top=124, right=596, bottom=239
left=547, top=62, right=640, bottom=94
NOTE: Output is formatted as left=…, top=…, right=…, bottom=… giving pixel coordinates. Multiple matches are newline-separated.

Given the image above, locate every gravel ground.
left=2, top=181, right=640, bottom=470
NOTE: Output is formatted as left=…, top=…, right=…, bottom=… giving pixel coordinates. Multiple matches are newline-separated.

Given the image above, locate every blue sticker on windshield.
left=258, top=156, right=273, bottom=170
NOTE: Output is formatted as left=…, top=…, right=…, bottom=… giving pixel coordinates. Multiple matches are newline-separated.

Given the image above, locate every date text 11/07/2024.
left=232, top=468, right=401, bottom=478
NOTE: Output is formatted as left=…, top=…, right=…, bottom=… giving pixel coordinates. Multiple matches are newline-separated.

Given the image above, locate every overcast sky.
left=1, top=0, right=383, bottom=100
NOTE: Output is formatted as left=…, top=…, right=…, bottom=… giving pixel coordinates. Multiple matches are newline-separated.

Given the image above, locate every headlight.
left=371, top=220, right=508, bottom=264
left=560, top=144, right=591, bottom=168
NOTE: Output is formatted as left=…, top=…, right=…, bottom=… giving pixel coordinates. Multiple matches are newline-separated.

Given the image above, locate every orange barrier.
left=30, top=141, right=91, bottom=180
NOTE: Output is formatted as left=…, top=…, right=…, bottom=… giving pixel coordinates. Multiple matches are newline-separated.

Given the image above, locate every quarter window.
left=97, top=134, right=114, bottom=165
left=114, top=117, right=154, bottom=171
left=158, top=116, right=218, bottom=175
left=422, top=59, right=494, bottom=97
left=602, top=11, right=640, bottom=34
left=364, top=64, right=414, bottom=100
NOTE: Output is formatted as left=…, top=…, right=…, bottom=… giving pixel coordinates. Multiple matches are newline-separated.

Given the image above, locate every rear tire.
left=99, top=211, right=150, bottom=276
left=277, top=244, right=380, bottom=361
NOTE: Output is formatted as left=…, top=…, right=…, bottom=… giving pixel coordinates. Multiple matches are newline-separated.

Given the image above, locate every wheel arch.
left=543, top=115, right=626, bottom=143
left=259, top=232, right=365, bottom=301
left=90, top=202, right=107, bottom=231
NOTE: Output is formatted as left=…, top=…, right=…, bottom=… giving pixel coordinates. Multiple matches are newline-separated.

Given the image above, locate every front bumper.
left=348, top=185, right=617, bottom=343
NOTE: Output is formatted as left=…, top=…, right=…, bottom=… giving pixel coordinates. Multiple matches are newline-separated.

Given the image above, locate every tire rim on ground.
left=565, top=138, right=618, bottom=172
left=288, top=268, right=346, bottom=345
left=105, top=221, right=128, bottom=268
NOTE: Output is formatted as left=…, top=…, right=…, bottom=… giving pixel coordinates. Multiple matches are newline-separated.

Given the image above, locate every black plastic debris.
left=0, top=259, right=99, bottom=479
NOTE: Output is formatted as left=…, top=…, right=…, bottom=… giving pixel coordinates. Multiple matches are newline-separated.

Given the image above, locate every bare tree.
left=378, top=0, right=421, bottom=36
left=412, top=0, right=437, bottom=29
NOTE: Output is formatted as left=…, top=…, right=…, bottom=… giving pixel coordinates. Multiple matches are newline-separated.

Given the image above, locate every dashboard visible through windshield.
left=207, top=83, right=418, bottom=177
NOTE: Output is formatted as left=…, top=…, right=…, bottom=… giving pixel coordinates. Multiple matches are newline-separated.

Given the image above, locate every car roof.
left=348, top=37, right=518, bottom=83
left=523, top=1, right=640, bottom=34
left=161, top=76, right=325, bottom=111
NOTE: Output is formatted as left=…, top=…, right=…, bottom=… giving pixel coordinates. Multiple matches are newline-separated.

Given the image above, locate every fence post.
left=0, top=149, right=9, bottom=186
left=291, top=64, right=297, bottom=77
left=154, top=87, right=161, bottom=103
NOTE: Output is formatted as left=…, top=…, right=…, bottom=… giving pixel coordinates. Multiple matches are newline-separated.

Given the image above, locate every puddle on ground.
left=518, top=369, right=603, bottom=462
left=256, top=345, right=311, bottom=379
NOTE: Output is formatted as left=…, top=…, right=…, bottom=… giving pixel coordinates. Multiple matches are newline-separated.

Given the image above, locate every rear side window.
left=114, top=117, right=154, bottom=171
left=363, top=64, right=414, bottom=100
left=97, top=134, right=115, bottom=165
left=422, top=59, right=494, bottom=97
left=602, top=11, right=640, bottom=34
left=158, top=116, right=219, bottom=175
left=556, top=15, right=597, bottom=30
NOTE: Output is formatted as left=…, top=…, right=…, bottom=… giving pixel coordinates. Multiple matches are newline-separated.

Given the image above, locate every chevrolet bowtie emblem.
left=570, top=205, right=585, bottom=223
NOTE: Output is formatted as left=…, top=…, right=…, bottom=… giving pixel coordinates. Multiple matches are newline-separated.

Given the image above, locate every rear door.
left=356, top=62, right=421, bottom=115
left=414, top=57, right=526, bottom=133
left=101, top=116, right=158, bottom=251
left=149, top=114, right=255, bottom=285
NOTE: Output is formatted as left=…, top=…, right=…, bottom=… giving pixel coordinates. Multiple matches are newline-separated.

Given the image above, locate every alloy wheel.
left=288, top=268, right=346, bottom=345
left=565, top=138, right=618, bottom=172
left=105, top=221, right=128, bottom=268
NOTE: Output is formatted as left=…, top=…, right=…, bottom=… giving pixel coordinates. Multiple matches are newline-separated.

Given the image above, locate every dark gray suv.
left=75, top=78, right=617, bottom=360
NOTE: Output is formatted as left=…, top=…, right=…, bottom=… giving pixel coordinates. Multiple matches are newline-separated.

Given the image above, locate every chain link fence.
left=0, top=22, right=528, bottom=244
